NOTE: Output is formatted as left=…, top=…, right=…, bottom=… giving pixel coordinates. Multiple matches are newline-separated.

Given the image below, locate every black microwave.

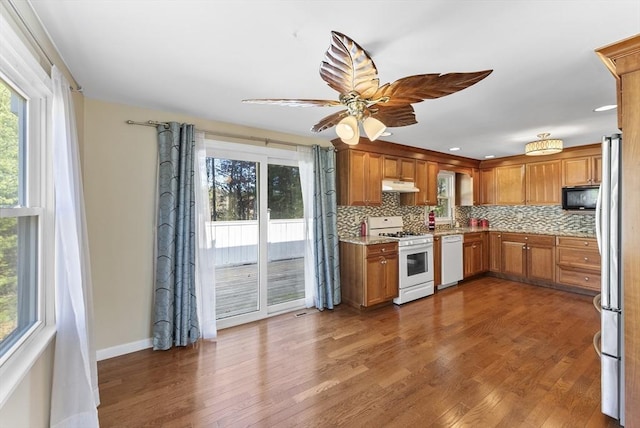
left=562, top=185, right=599, bottom=210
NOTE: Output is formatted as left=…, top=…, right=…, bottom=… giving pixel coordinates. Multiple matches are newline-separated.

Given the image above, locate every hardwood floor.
left=97, top=277, right=621, bottom=427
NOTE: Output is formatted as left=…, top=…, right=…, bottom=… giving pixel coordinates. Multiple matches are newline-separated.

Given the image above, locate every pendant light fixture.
left=525, top=132, right=563, bottom=156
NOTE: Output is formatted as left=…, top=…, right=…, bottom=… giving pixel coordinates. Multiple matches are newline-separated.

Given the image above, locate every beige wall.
left=0, top=340, right=54, bottom=427
left=83, top=98, right=330, bottom=353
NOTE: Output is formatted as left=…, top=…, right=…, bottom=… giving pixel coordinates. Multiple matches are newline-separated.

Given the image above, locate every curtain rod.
left=125, top=120, right=323, bottom=149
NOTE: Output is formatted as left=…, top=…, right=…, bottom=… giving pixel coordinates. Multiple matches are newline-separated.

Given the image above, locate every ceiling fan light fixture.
left=525, top=133, right=563, bottom=156
left=362, top=117, right=386, bottom=141
left=336, top=115, right=358, bottom=140
left=341, top=129, right=360, bottom=145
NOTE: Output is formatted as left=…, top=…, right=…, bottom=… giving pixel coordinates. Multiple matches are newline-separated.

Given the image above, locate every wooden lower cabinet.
left=433, top=235, right=442, bottom=287
left=500, top=233, right=555, bottom=282
left=463, top=232, right=487, bottom=278
left=488, top=231, right=502, bottom=272
left=555, top=236, right=600, bottom=292
left=339, top=241, right=398, bottom=308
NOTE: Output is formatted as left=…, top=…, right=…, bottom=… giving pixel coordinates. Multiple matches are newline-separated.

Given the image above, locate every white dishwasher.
left=440, top=234, right=463, bottom=289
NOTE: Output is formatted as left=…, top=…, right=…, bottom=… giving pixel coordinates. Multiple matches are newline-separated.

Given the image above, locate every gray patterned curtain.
left=312, top=146, right=341, bottom=309
left=153, top=122, right=200, bottom=350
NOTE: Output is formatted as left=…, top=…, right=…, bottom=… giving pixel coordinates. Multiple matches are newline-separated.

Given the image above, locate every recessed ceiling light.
left=594, top=104, right=617, bottom=112
left=484, top=155, right=495, bottom=159
left=449, top=147, right=460, bottom=151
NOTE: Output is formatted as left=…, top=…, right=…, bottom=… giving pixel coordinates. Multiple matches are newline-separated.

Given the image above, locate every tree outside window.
left=434, top=171, right=455, bottom=223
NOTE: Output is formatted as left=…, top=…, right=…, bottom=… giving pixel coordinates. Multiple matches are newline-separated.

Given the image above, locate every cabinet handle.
left=524, top=237, right=528, bottom=240
left=381, top=248, right=386, bottom=252
left=585, top=277, right=589, bottom=281
left=584, top=257, right=589, bottom=262
left=472, top=245, right=477, bottom=249
left=498, top=234, right=501, bottom=238
left=584, top=242, right=589, bottom=246
left=522, top=245, right=526, bottom=250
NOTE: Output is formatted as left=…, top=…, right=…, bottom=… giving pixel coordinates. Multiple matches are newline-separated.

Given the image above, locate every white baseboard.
left=96, top=338, right=153, bottom=361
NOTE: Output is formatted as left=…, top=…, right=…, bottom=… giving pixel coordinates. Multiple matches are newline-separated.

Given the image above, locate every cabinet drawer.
left=500, top=233, right=554, bottom=246
left=464, top=232, right=484, bottom=243
left=556, top=236, right=597, bottom=249
left=557, top=266, right=600, bottom=291
left=525, top=235, right=555, bottom=246
left=367, top=242, right=397, bottom=257
left=557, top=247, right=601, bottom=270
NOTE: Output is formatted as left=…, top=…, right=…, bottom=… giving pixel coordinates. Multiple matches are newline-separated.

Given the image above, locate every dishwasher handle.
left=442, top=234, right=463, bottom=243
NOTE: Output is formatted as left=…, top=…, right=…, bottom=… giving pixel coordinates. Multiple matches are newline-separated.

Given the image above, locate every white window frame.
left=435, top=171, right=456, bottom=224
left=0, top=13, right=54, bottom=407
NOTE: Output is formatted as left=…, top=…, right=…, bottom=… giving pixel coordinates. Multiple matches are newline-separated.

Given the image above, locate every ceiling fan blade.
left=319, top=31, right=380, bottom=99
left=311, top=109, right=349, bottom=133
left=370, top=104, right=417, bottom=127
left=242, top=99, right=341, bottom=107
left=373, top=70, right=493, bottom=106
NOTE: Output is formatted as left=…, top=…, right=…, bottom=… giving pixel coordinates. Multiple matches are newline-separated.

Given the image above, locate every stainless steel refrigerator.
left=595, top=133, right=624, bottom=425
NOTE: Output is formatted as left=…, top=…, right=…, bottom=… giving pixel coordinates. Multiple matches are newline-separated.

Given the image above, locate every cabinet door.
left=501, top=240, right=527, bottom=277
left=526, top=160, right=561, bottom=205
left=383, top=156, right=400, bottom=180
left=472, top=168, right=480, bottom=206
left=463, top=241, right=484, bottom=278
left=382, top=156, right=414, bottom=181
left=479, top=168, right=496, bottom=205
left=337, top=150, right=382, bottom=206
left=400, top=160, right=437, bottom=206
left=336, top=150, right=367, bottom=205
left=383, top=253, right=399, bottom=300
left=399, top=158, right=416, bottom=181
left=489, top=232, right=502, bottom=272
left=592, top=155, right=602, bottom=184
left=527, top=244, right=555, bottom=282
left=561, top=157, right=592, bottom=186
left=433, top=236, right=442, bottom=286
left=495, top=164, right=525, bottom=205
left=366, top=153, right=383, bottom=206
left=365, top=255, right=387, bottom=306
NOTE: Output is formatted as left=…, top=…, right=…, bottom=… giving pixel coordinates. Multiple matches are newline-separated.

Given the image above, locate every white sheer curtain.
left=297, top=146, right=316, bottom=308
left=49, top=66, right=100, bottom=427
left=194, top=131, right=217, bottom=339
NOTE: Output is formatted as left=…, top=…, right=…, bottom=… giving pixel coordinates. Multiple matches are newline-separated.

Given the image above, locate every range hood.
left=382, top=180, right=420, bottom=193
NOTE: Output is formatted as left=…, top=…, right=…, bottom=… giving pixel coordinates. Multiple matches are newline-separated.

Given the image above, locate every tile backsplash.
left=336, top=193, right=595, bottom=238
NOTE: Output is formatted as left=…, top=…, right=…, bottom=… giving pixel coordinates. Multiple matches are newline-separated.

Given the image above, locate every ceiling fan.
left=242, top=31, right=493, bottom=145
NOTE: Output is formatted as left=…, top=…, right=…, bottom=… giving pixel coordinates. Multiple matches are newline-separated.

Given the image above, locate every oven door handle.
left=399, top=244, right=433, bottom=252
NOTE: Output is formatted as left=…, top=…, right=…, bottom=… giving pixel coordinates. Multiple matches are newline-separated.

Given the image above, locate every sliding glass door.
left=206, top=143, right=307, bottom=328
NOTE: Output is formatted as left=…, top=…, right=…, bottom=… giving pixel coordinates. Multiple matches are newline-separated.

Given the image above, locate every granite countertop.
left=340, top=227, right=595, bottom=245
left=339, top=236, right=399, bottom=246
left=429, top=227, right=595, bottom=239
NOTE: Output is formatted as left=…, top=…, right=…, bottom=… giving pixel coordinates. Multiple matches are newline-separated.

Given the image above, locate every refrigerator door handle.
left=596, top=184, right=602, bottom=255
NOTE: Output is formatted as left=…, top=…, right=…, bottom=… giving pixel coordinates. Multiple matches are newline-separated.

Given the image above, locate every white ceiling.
left=30, top=1, right=640, bottom=159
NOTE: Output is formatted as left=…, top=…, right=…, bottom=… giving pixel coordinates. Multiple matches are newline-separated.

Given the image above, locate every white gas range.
left=367, top=216, right=435, bottom=305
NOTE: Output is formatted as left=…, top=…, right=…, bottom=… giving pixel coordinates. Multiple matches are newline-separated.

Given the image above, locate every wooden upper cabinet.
left=337, top=150, right=382, bottom=206
left=472, top=168, right=480, bottom=206
left=400, top=159, right=438, bottom=206
left=561, top=155, right=602, bottom=186
left=478, top=168, right=496, bottom=205
left=383, top=156, right=415, bottom=181
left=526, top=160, right=561, bottom=205
left=495, top=164, right=525, bottom=205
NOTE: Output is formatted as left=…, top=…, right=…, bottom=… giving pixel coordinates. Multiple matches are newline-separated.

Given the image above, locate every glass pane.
left=434, top=198, right=450, bottom=218
left=207, top=158, right=260, bottom=319
left=0, top=216, right=37, bottom=353
left=267, top=164, right=304, bottom=306
left=0, top=79, right=25, bottom=208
